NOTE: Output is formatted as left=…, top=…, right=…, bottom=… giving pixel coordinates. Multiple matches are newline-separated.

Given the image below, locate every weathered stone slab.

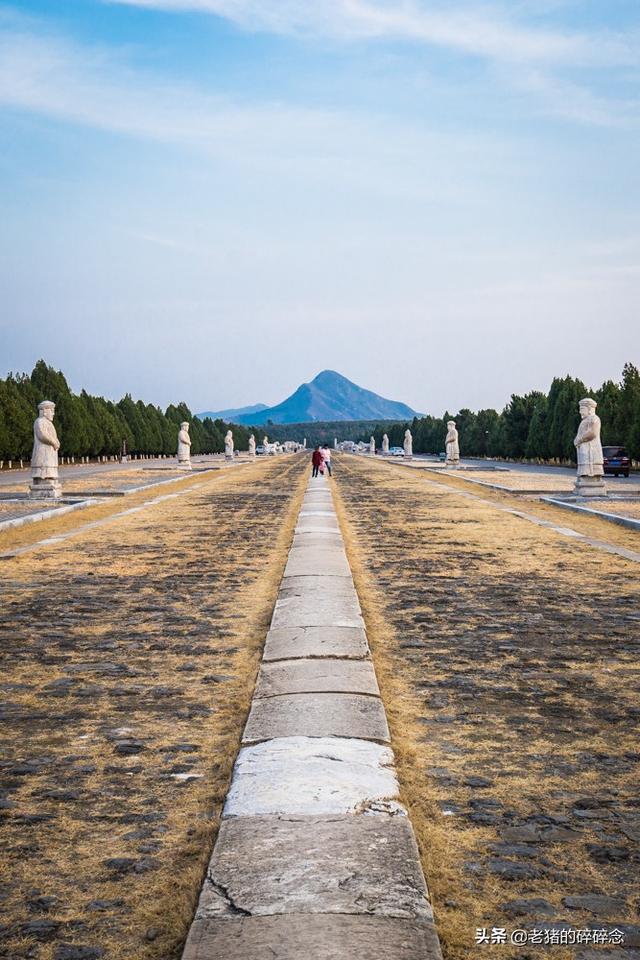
left=195, top=815, right=431, bottom=919
left=278, top=575, right=356, bottom=598
left=243, top=693, right=389, bottom=743
left=292, top=531, right=343, bottom=546
left=263, top=626, right=370, bottom=661
left=296, top=514, right=339, bottom=532
left=255, top=658, right=379, bottom=698
left=284, top=547, right=351, bottom=578
left=182, top=915, right=442, bottom=960
left=270, top=595, right=363, bottom=630
left=223, top=736, right=400, bottom=817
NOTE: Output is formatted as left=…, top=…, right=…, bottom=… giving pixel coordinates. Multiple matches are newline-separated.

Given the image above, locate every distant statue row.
left=26, top=397, right=606, bottom=498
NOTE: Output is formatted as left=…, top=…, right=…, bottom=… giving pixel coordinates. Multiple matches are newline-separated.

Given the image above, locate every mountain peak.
left=227, top=371, right=421, bottom=425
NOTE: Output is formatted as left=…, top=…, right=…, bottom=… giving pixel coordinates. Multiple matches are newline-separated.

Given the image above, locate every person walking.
left=321, top=443, right=332, bottom=477
left=311, top=445, right=323, bottom=478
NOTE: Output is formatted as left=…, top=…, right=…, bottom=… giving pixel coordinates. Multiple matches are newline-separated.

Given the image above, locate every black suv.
left=602, top=445, right=631, bottom=477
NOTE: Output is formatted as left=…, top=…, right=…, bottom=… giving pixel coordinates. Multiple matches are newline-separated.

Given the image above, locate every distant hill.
left=196, top=402, right=268, bottom=421
left=232, top=371, right=420, bottom=425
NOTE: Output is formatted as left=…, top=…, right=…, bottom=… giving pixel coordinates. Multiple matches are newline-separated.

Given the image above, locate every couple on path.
left=311, top=444, right=332, bottom=478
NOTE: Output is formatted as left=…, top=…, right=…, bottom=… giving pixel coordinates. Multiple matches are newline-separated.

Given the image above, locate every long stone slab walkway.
left=182, top=474, right=443, bottom=959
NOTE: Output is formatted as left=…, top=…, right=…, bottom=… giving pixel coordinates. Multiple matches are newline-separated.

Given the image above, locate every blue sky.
left=1, top=0, right=638, bottom=414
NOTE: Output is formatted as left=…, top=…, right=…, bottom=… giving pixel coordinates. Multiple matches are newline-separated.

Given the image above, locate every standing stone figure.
left=248, top=434, right=256, bottom=457
left=224, top=430, right=234, bottom=460
left=445, top=420, right=460, bottom=468
left=177, top=422, right=192, bottom=470
left=369, top=436, right=375, bottom=454
left=303, top=438, right=307, bottom=449
left=574, top=398, right=606, bottom=497
left=382, top=434, right=389, bottom=455
left=334, top=437, right=338, bottom=450
left=404, top=429, right=413, bottom=460
left=29, top=400, right=61, bottom=499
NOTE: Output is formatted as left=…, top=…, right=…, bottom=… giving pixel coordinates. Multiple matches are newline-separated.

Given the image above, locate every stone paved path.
left=182, top=475, right=443, bottom=959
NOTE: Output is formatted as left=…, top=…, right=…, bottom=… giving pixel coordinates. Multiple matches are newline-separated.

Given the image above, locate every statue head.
left=180, top=421, right=190, bottom=431
left=405, top=429, right=411, bottom=439
left=447, top=420, right=456, bottom=429
left=579, top=398, right=597, bottom=419
left=38, top=400, right=55, bottom=422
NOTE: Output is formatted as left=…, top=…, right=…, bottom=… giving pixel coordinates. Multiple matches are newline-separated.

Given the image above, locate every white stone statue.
left=574, top=398, right=606, bottom=496
left=404, top=429, right=413, bottom=459
left=303, top=437, right=307, bottom=449
left=382, top=434, right=389, bottom=455
left=248, top=434, right=256, bottom=456
left=369, top=436, right=375, bottom=454
left=263, top=435, right=269, bottom=449
left=177, top=421, right=192, bottom=470
left=445, top=420, right=460, bottom=467
left=30, top=400, right=62, bottom=498
left=224, top=429, right=234, bottom=459
left=334, top=437, right=338, bottom=450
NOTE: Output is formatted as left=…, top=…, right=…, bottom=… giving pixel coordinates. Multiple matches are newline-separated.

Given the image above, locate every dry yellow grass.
left=333, top=454, right=639, bottom=960
left=413, top=465, right=640, bottom=556
left=0, top=455, right=307, bottom=960
left=583, top=501, right=640, bottom=520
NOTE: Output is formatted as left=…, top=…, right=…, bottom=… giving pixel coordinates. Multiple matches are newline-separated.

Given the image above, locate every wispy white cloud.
left=0, top=16, right=507, bottom=204
left=0, top=23, right=342, bottom=158
left=107, top=0, right=638, bottom=69
left=516, top=68, right=639, bottom=128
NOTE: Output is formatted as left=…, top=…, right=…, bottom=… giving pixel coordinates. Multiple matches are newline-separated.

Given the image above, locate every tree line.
left=2, top=360, right=638, bottom=464
left=370, top=363, right=640, bottom=462
left=0, top=361, right=252, bottom=460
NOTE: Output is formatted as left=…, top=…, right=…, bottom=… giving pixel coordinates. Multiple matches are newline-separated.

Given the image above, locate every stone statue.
left=30, top=400, right=61, bottom=499
left=382, top=434, right=389, bottom=455
left=248, top=434, right=256, bottom=456
left=369, top=436, right=375, bottom=454
left=334, top=438, right=338, bottom=450
left=404, top=429, right=413, bottom=459
left=177, top=421, right=192, bottom=470
left=303, top=438, right=307, bottom=449
left=574, top=398, right=606, bottom=497
left=225, top=429, right=234, bottom=460
left=445, top=420, right=460, bottom=467
left=263, top=435, right=269, bottom=450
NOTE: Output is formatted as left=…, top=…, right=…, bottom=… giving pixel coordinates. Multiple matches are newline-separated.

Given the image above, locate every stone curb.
left=181, top=475, right=443, bottom=959
left=542, top=497, right=640, bottom=532
left=0, top=498, right=99, bottom=533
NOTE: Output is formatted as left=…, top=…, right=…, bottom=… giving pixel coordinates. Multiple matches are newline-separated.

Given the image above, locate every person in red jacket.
left=311, top=446, right=323, bottom=478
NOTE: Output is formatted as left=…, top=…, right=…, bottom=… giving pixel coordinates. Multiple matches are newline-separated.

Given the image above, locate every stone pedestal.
left=29, top=478, right=62, bottom=500
left=177, top=461, right=192, bottom=471
left=445, top=460, right=460, bottom=470
left=574, top=476, right=607, bottom=498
